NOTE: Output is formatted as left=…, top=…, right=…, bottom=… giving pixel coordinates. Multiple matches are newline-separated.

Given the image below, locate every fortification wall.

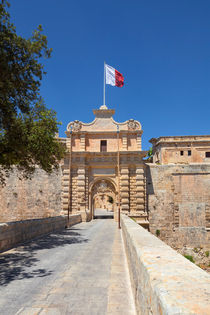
left=146, top=164, right=210, bottom=249
left=0, top=167, right=62, bottom=223
left=121, top=214, right=210, bottom=315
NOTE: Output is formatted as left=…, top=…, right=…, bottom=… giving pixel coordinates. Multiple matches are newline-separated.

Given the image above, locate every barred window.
left=100, top=140, right=107, bottom=152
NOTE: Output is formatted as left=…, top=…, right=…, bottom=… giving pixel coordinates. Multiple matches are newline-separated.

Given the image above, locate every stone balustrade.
left=121, top=214, right=210, bottom=315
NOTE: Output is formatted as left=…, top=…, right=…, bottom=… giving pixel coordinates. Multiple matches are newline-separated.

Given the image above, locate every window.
left=188, top=150, right=191, bottom=156
left=100, top=140, right=107, bottom=152
left=180, top=151, right=184, bottom=156
left=206, top=152, right=210, bottom=158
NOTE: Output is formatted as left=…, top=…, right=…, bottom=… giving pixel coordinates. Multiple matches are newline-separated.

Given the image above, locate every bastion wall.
left=147, top=163, right=210, bottom=249
left=0, top=167, right=63, bottom=223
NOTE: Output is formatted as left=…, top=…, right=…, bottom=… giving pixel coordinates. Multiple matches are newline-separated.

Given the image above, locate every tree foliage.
left=0, top=1, right=65, bottom=184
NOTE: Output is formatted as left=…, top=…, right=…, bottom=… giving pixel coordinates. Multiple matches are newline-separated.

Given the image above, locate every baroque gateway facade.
left=59, top=105, right=148, bottom=226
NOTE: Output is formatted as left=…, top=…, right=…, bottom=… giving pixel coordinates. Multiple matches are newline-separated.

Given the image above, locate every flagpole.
left=117, top=125, right=121, bottom=229
left=103, top=61, right=106, bottom=105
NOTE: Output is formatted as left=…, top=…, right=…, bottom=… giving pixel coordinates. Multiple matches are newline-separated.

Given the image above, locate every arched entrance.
left=90, top=178, right=117, bottom=219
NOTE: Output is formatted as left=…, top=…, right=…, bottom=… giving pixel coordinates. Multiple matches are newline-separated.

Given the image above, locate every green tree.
left=0, top=1, right=65, bottom=184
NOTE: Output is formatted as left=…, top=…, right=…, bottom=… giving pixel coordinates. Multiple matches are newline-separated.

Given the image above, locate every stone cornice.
left=150, top=135, right=210, bottom=146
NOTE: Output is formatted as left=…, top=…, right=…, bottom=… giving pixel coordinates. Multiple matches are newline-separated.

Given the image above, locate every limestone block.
left=62, top=180, right=69, bottom=186
left=77, top=175, right=85, bottom=180
left=121, top=192, right=129, bottom=198
left=136, top=168, right=144, bottom=174
left=63, top=169, right=70, bottom=175
left=136, top=192, right=144, bottom=198
left=136, top=174, right=144, bottom=180
left=136, top=204, right=145, bottom=210
left=62, top=204, right=69, bottom=210
left=62, top=192, right=69, bottom=198
left=121, top=198, right=129, bottom=204
left=136, top=180, right=144, bottom=186
left=136, top=186, right=144, bottom=192
left=120, top=182, right=129, bottom=188
left=77, top=180, right=85, bottom=186
left=77, top=168, right=85, bottom=174
left=121, top=168, right=129, bottom=174
left=120, top=175, right=129, bottom=180
left=122, top=204, right=129, bottom=210
left=121, top=186, right=129, bottom=192
left=78, top=187, right=85, bottom=192
left=63, top=186, right=69, bottom=192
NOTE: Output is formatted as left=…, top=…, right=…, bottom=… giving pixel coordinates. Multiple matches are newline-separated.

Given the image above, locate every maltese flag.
left=105, top=64, right=124, bottom=87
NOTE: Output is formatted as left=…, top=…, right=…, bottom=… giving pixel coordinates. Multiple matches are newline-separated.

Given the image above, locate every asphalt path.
left=0, top=219, right=135, bottom=315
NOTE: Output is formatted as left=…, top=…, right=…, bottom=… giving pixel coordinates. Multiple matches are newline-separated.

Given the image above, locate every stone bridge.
left=0, top=215, right=210, bottom=315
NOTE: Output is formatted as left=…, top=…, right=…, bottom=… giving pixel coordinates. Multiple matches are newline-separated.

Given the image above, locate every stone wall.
left=147, top=164, right=210, bottom=249
left=121, top=214, right=210, bottom=315
left=0, top=167, right=62, bottom=223
left=0, top=214, right=82, bottom=253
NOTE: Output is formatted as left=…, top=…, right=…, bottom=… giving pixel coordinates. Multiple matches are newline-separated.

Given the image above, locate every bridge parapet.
left=0, top=214, right=82, bottom=253
left=121, top=214, right=210, bottom=315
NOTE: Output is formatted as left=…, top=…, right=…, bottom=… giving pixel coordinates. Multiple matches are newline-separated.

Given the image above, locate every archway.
left=90, top=178, right=116, bottom=219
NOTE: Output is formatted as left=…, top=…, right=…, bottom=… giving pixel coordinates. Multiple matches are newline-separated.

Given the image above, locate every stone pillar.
left=71, top=168, right=78, bottom=213
left=122, top=134, right=127, bottom=151
left=137, top=133, right=142, bottom=150
left=120, top=167, right=129, bottom=213
left=66, top=137, right=71, bottom=152
left=85, top=167, right=89, bottom=210
left=129, top=168, right=136, bottom=214
left=80, top=134, right=86, bottom=151
left=61, top=136, right=72, bottom=214
left=61, top=168, right=69, bottom=214
left=136, top=167, right=145, bottom=212
left=77, top=167, right=86, bottom=211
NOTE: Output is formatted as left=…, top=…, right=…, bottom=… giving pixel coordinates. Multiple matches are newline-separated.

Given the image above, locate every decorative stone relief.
left=92, top=180, right=116, bottom=196
left=127, top=119, right=139, bottom=130
left=68, top=120, right=82, bottom=132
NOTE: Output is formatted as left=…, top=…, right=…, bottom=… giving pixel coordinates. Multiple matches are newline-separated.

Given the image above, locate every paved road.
left=0, top=219, right=136, bottom=315
left=94, top=208, right=114, bottom=218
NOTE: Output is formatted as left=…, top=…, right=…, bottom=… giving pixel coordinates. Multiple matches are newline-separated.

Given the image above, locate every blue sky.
left=9, top=0, right=210, bottom=150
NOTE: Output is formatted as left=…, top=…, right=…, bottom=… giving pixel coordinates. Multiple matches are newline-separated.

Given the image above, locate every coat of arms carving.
left=127, top=119, right=138, bottom=130
left=68, top=120, right=82, bottom=132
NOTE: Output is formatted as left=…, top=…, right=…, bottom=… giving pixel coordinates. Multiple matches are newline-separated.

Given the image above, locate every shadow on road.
left=0, top=227, right=88, bottom=286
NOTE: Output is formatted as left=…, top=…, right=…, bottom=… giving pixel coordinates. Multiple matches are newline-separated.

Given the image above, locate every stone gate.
left=59, top=105, right=148, bottom=225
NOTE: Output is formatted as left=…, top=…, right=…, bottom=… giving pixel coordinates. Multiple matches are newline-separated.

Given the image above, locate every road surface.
left=0, top=219, right=136, bottom=315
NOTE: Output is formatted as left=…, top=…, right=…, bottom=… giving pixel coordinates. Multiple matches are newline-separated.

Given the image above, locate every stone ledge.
left=0, top=214, right=82, bottom=253
left=121, top=214, right=210, bottom=315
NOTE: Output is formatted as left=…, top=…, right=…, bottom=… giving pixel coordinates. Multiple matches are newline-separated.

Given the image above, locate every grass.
left=184, top=255, right=195, bottom=263
left=156, top=229, right=160, bottom=237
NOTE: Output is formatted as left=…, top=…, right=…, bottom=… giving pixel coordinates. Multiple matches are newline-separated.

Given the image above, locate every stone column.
left=80, top=134, right=86, bottom=151
left=135, top=167, right=145, bottom=212
left=85, top=167, right=89, bottom=210
left=61, top=135, right=72, bottom=214
left=61, top=168, right=69, bottom=214
left=71, top=168, right=78, bottom=213
left=122, top=134, right=127, bottom=151
left=77, top=167, right=86, bottom=211
left=137, top=133, right=142, bottom=150
left=120, top=167, right=129, bottom=213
